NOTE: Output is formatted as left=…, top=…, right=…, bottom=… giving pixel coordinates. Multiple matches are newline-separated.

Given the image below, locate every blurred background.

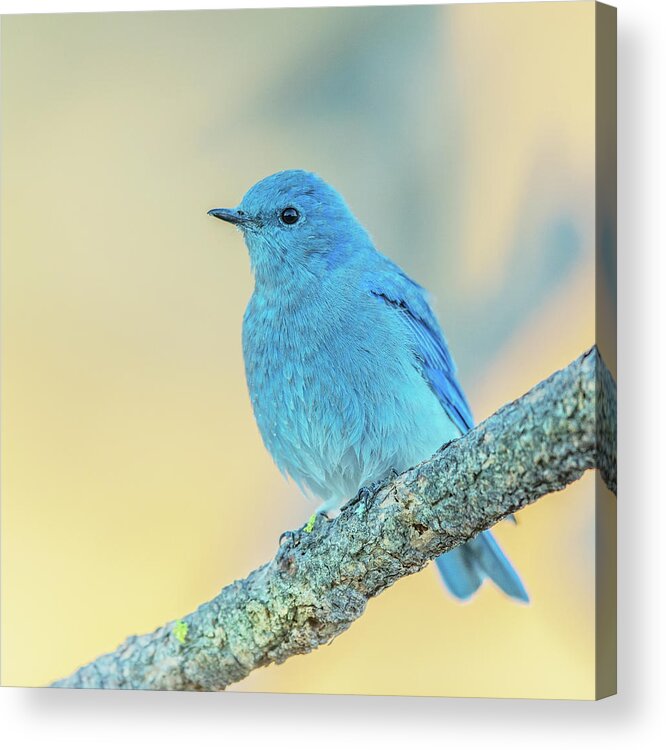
left=2, top=2, right=600, bottom=697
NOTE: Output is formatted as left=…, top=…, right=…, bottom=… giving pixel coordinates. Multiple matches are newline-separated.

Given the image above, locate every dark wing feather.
left=366, top=262, right=474, bottom=434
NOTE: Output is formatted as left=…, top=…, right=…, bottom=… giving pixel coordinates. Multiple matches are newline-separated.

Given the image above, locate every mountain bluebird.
left=209, top=170, right=528, bottom=602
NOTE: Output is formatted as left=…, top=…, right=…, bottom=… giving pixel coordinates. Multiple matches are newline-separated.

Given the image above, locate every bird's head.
left=208, top=170, right=370, bottom=285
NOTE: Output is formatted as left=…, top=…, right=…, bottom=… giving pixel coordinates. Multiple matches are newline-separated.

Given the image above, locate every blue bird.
left=209, top=170, right=528, bottom=603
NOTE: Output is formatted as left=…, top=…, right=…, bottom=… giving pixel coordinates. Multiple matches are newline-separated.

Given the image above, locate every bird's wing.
left=366, top=261, right=474, bottom=434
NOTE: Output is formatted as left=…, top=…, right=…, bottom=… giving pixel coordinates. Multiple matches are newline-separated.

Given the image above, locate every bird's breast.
left=241, top=288, right=457, bottom=505
left=242, top=290, right=370, bottom=442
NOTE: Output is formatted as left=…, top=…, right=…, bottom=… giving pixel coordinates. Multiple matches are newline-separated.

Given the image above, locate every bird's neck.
left=251, top=277, right=317, bottom=317
left=251, top=254, right=321, bottom=303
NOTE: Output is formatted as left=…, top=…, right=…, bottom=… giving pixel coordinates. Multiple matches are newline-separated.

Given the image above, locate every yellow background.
left=2, top=2, right=599, bottom=697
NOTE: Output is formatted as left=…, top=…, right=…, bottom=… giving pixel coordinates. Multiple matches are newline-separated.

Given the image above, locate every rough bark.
left=53, top=346, right=616, bottom=691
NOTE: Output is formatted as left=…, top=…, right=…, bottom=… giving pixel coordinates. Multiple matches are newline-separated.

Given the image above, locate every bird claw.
left=364, top=474, right=391, bottom=498
left=356, top=485, right=374, bottom=504
left=278, top=528, right=298, bottom=546
left=340, top=478, right=384, bottom=514
left=278, top=510, right=329, bottom=548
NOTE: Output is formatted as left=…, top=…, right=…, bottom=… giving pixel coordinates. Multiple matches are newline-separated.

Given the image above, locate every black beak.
left=207, top=207, right=249, bottom=225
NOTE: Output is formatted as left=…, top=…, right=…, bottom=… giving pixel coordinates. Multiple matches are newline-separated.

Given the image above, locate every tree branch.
left=53, top=345, right=616, bottom=691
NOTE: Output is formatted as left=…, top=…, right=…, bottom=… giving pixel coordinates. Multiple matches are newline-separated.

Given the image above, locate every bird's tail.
left=434, top=530, right=529, bottom=603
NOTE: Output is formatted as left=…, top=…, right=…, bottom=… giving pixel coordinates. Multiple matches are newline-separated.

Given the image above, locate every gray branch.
left=53, top=346, right=616, bottom=691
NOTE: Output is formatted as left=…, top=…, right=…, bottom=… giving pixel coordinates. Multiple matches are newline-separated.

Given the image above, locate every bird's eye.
left=280, top=207, right=300, bottom=225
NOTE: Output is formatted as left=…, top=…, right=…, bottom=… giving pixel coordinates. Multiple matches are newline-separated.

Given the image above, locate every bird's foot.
left=340, top=476, right=390, bottom=514
left=278, top=528, right=298, bottom=547
left=355, top=485, right=374, bottom=505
